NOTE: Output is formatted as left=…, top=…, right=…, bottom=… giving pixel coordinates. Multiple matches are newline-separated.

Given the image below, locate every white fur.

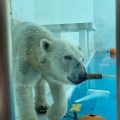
left=12, top=22, right=86, bottom=120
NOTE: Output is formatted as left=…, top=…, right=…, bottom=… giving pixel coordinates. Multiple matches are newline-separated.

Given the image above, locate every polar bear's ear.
left=40, top=39, right=51, bottom=51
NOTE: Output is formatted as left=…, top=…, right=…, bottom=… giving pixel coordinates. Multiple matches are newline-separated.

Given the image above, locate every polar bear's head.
left=40, top=39, right=87, bottom=85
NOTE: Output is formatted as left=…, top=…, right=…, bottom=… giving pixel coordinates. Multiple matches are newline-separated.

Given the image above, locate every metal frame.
left=0, top=0, right=14, bottom=120
left=117, top=0, right=120, bottom=119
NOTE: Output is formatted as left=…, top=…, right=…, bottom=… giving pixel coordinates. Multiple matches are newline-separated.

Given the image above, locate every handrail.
left=43, top=22, right=96, bottom=31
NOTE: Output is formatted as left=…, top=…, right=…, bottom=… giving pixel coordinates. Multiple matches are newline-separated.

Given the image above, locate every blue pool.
left=62, top=52, right=117, bottom=120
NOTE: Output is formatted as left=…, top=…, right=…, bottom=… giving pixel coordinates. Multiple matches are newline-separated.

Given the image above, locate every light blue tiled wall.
left=11, top=0, right=35, bottom=22
left=34, top=0, right=94, bottom=25
left=11, top=0, right=94, bottom=25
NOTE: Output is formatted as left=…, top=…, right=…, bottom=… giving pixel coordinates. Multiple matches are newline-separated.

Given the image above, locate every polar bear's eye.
left=64, top=56, right=72, bottom=60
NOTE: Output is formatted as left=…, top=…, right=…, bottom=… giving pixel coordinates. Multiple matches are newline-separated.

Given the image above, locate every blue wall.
left=11, top=0, right=116, bottom=51
left=11, top=0, right=94, bottom=24
left=34, top=0, right=94, bottom=25
left=11, top=0, right=35, bottom=22
left=94, top=0, right=116, bottom=51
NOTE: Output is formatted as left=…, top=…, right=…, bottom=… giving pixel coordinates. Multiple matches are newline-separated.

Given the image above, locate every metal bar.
left=0, top=0, right=14, bottom=120
left=117, top=0, right=120, bottom=119
left=43, top=23, right=96, bottom=31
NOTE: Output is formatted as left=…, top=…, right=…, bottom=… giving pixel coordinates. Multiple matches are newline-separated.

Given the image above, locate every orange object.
left=110, top=48, right=116, bottom=54
left=79, top=114, right=106, bottom=120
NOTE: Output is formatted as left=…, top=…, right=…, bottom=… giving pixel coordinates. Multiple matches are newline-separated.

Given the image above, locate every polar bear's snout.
left=68, top=65, right=87, bottom=85
left=79, top=69, right=87, bottom=83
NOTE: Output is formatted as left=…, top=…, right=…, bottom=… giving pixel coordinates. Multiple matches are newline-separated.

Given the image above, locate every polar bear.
left=12, top=22, right=87, bottom=120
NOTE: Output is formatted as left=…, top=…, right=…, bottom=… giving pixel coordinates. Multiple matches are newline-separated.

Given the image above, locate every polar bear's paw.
left=35, top=104, right=49, bottom=113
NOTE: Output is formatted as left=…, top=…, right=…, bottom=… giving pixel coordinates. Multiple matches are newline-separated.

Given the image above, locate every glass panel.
left=2, top=0, right=117, bottom=120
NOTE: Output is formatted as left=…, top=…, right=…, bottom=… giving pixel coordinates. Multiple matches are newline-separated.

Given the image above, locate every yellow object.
left=69, top=104, right=82, bottom=113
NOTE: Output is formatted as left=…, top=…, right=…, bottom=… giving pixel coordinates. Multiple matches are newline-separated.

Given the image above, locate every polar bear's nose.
left=75, top=68, right=88, bottom=84
left=79, top=71, right=87, bottom=82
left=70, top=72, right=87, bottom=85
left=67, top=71, right=87, bottom=85
left=67, top=64, right=87, bottom=85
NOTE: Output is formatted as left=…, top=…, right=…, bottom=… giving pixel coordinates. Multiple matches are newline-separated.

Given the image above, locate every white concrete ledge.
left=43, top=23, right=96, bottom=31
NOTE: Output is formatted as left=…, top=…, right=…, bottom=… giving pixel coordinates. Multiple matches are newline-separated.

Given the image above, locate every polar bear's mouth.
left=67, top=73, right=87, bottom=85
